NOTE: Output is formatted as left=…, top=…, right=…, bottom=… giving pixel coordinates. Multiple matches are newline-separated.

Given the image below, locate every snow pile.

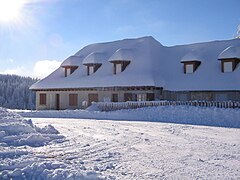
left=0, top=161, right=103, bottom=180
left=0, top=107, right=107, bottom=179
left=18, top=106, right=240, bottom=128
left=0, top=107, right=63, bottom=147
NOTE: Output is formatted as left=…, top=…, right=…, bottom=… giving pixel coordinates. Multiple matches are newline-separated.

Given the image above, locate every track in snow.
left=31, top=118, right=240, bottom=179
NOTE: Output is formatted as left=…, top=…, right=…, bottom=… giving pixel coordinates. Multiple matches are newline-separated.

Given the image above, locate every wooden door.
left=88, top=93, right=98, bottom=106
left=56, top=94, right=60, bottom=110
left=112, top=93, right=118, bottom=102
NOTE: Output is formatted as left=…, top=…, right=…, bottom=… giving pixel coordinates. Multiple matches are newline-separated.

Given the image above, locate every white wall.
left=35, top=89, right=160, bottom=110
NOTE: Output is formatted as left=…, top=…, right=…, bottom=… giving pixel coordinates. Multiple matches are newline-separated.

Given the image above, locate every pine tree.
left=0, top=74, right=38, bottom=109
left=235, top=24, right=240, bottom=38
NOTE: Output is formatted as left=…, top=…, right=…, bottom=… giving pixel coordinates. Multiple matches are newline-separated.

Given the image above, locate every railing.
left=92, top=100, right=240, bottom=111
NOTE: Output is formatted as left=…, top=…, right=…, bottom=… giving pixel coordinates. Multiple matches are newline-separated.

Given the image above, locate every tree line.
left=0, top=74, right=38, bottom=109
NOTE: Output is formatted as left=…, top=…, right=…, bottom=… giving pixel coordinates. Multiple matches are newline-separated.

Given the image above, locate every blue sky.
left=0, top=0, right=239, bottom=78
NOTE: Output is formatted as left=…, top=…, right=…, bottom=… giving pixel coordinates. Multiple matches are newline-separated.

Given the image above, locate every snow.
left=180, top=50, right=202, bottom=62
left=30, top=36, right=240, bottom=91
left=108, top=48, right=133, bottom=62
left=16, top=117, right=240, bottom=179
left=1, top=106, right=240, bottom=179
left=0, top=107, right=104, bottom=179
left=82, top=52, right=106, bottom=65
left=60, top=55, right=83, bottom=67
left=0, top=108, right=63, bottom=147
left=218, top=45, right=240, bottom=59
left=18, top=106, right=240, bottom=128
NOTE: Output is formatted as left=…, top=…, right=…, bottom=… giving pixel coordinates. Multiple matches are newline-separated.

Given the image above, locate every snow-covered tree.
left=0, top=74, right=38, bottom=109
left=234, top=24, right=240, bottom=38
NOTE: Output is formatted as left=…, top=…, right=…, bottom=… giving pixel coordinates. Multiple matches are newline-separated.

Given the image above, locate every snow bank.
left=0, top=161, right=103, bottom=180
left=0, top=107, right=63, bottom=147
left=0, top=107, right=107, bottom=179
left=18, top=106, right=240, bottom=128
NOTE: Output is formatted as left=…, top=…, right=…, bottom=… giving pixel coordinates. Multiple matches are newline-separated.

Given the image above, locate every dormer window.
left=223, top=61, right=233, bottom=72
left=61, top=56, right=81, bottom=77
left=218, top=46, right=240, bottom=73
left=180, top=51, right=202, bottom=74
left=66, top=68, right=71, bottom=76
left=82, top=52, right=105, bottom=75
left=112, top=61, right=130, bottom=74
left=85, top=63, right=102, bottom=75
left=186, top=64, right=194, bottom=73
left=182, top=61, right=201, bottom=74
left=89, top=66, right=94, bottom=74
left=63, top=66, right=78, bottom=77
left=220, top=59, right=239, bottom=73
left=109, top=48, right=132, bottom=75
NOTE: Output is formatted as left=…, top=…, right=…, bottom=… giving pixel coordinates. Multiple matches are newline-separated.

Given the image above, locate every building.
left=30, top=36, right=240, bottom=110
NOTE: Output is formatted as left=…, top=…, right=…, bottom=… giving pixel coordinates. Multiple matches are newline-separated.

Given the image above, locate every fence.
left=92, top=100, right=240, bottom=111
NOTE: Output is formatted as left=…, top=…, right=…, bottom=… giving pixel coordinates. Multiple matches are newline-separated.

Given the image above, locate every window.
left=64, top=66, right=78, bottom=77
left=88, top=93, right=98, bottom=106
left=89, top=66, right=94, bottom=75
left=124, top=93, right=132, bottom=101
left=137, top=94, right=146, bottom=101
left=69, top=94, right=78, bottom=106
left=86, top=64, right=102, bottom=75
left=146, top=93, right=155, bottom=101
left=39, top=93, right=46, bottom=105
left=220, top=59, right=240, bottom=73
left=116, top=64, right=122, bottom=74
left=223, top=62, right=233, bottom=72
left=182, top=61, right=201, bottom=74
left=112, top=61, right=130, bottom=74
left=186, top=64, right=194, bottom=73
left=66, top=68, right=71, bottom=76
left=112, top=94, right=118, bottom=102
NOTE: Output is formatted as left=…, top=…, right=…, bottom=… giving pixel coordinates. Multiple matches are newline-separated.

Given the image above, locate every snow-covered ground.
left=1, top=106, right=240, bottom=179
left=18, top=106, right=240, bottom=128
left=25, top=117, right=240, bottom=179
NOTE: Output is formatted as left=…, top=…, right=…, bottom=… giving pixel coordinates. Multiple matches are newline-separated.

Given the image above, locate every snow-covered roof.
left=108, top=48, right=133, bottom=62
left=61, top=56, right=82, bottom=67
left=31, top=36, right=240, bottom=91
left=218, top=45, right=240, bottom=60
left=180, top=51, right=202, bottom=62
left=82, top=52, right=105, bottom=65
